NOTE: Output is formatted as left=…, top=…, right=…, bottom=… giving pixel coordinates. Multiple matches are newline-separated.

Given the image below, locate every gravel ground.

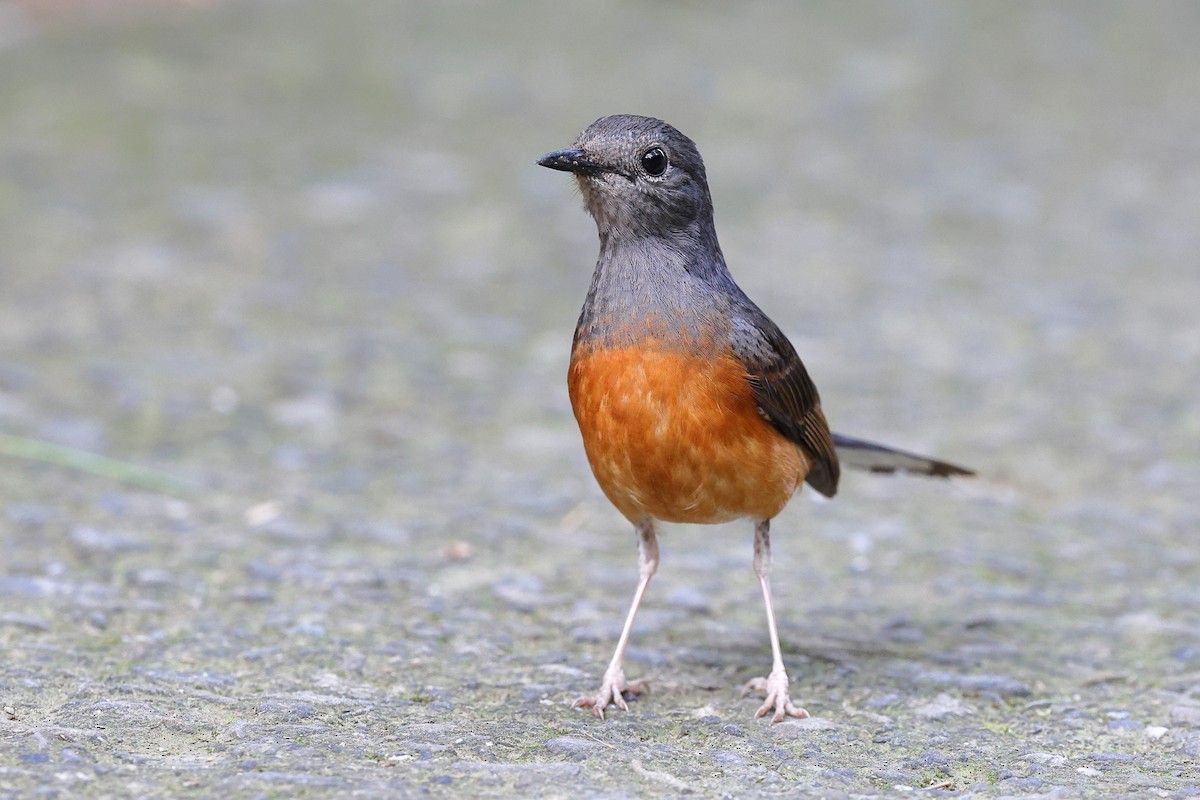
left=2, top=1, right=1199, bottom=797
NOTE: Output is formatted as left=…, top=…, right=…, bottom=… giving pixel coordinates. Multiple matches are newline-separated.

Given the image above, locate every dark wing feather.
left=730, top=311, right=840, bottom=498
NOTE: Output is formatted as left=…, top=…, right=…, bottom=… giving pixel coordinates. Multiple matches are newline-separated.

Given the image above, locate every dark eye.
left=640, top=146, right=668, bottom=177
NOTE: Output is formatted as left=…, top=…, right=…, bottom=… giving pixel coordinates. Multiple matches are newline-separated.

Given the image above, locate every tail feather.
left=832, top=433, right=973, bottom=478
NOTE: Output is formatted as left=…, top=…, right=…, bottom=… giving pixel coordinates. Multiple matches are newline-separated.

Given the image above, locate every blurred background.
left=3, top=0, right=1194, bottom=535
left=2, top=0, right=1198, bottom=794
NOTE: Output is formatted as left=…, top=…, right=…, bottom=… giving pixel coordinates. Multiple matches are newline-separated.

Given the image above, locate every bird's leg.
left=744, top=519, right=809, bottom=722
left=575, top=519, right=658, bottom=718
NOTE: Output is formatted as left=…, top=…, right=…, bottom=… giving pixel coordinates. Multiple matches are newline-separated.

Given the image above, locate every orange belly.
left=568, top=345, right=810, bottom=524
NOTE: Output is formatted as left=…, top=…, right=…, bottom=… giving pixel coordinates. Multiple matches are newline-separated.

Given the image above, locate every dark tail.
left=832, top=433, right=974, bottom=478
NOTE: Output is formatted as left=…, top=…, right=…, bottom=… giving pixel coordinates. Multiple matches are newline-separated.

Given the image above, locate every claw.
left=744, top=669, right=808, bottom=723
left=575, top=667, right=647, bottom=718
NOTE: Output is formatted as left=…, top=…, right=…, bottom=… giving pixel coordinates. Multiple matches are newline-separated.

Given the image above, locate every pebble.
left=0, top=612, right=49, bottom=631
left=912, top=693, right=973, bottom=720
left=70, top=526, right=144, bottom=555
left=543, top=736, right=602, bottom=760
left=1170, top=704, right=1200, bottom=726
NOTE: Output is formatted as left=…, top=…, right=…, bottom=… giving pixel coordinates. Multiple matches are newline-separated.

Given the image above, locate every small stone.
left=544, top=736, right=601, bottom=760
left=127, top=568, right=174, bottom=587
left=1171, top=646, right=1200, bottom=662
left=914, top=670, right=1030, bottom=697
left=1023, top=752, right=1068, bottom=767
left=0, top=612, right=48, bottom=632
left=71, top=526, right=143, bottom=554
left=773, top=716, right=836, bottom=732
left=913, top=750, right=948, bottom=767
left=822, top=767, right=856, bottom=781
left=1107, top=718, right=1143, bottom=731
left=256, top=699, right=316, bottom=719
left=999, top=777, right=1045, bottom=790
left=492, top=574, right=546, bottom=612
left=913, top=693, right=973, bottom=720
left=5, top=504, right=50, bottom=528
left=1171, top=704, right=1200, bottom=726
left=244, top=501, right=282, bottom=528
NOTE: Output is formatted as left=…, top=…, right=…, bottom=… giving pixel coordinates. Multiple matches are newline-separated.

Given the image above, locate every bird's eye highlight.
left=640, top=146, right=668, bottom=177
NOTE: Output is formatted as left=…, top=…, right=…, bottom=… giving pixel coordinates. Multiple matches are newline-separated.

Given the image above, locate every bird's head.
left=538, top=114, right=713, bottom=239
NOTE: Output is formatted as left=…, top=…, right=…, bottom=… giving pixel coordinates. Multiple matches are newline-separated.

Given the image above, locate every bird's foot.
left=574, top=666, right=648, bottom=719
left=744, top=667, right=808, bottom=723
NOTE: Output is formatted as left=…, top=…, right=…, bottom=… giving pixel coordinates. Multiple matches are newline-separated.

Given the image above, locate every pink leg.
left=575, top=520, right=658, bottom=718
left=744, top=519, right=809, bottom=722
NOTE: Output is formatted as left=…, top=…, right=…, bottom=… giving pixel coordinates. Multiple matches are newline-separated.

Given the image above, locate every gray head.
left=538, top=115, right=714, bottom=241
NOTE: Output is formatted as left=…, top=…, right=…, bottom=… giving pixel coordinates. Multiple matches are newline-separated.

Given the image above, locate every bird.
left=537, top=114, right=972, bottom=723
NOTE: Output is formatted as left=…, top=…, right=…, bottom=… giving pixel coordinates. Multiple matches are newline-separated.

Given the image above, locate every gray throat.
left=573, top=227, right=737, bottom=352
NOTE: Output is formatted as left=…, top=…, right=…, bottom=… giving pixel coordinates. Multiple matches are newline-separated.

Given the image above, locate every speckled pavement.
left=2, top=1, right=1198, bottom=797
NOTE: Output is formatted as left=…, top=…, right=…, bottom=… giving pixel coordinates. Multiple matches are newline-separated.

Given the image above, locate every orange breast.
left=568, top=344, right=810, bottom=524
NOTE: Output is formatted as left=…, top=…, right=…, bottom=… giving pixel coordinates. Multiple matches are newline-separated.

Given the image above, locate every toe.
left=758, top=697, right=786, bottom=722
left=784, top=701, right=809, bottom=720
left=573, top=695, right=606, bottom=718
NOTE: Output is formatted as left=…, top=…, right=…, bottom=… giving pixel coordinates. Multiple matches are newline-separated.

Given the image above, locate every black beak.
left=537, top=148, right=608, bottom=175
